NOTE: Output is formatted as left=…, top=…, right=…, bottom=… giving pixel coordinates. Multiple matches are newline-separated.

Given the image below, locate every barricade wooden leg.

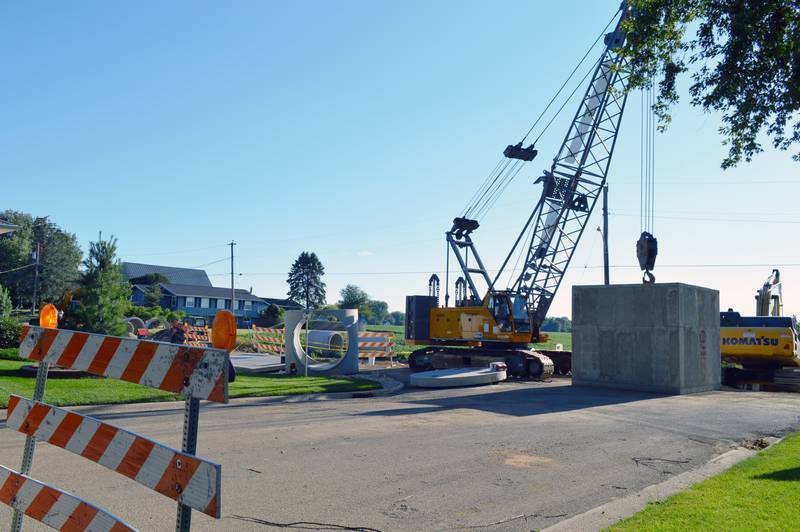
left=11, top=362, right=50, bottom=532
left=176, top=397, right=200, bottom=532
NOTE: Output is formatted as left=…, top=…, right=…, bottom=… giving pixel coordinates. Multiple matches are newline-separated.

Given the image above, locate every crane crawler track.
left=409, top=347, right=553, bottom=380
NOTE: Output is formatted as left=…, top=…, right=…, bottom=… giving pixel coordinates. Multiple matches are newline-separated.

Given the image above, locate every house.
left=122, top=262, right=212, bottom=286
left=124, top=262, right=301, bottom=326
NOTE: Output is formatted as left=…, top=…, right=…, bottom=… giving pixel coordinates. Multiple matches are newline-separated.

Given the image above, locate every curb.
left=353, top=374, right=405, bottom=397
left=542, top=441, right=775, bottom=532
left=0, top=374, right=406, bottom=424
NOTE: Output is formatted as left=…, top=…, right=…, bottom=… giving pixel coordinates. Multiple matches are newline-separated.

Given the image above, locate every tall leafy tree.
left=620, top=0, right=800, bottom=168
left=74, top=234, right=131, bottom=336
left=0, top=210, right=81, bottom=307
left=338, top=284, right=374, bottom=322
left=389, top=311, right=405, bottom=326
left=287, top=252, right=326, bottom=309
left=338, top=284, right=370, bottom=309
left=367, top=299, right=389, bottom=325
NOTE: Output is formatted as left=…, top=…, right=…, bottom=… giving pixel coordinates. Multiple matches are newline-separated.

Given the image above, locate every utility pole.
left=229, top=241, right=236, bottom=319
left=31, top=242, right=40, bottom=316
left=602, top=185, right=610, bottom=285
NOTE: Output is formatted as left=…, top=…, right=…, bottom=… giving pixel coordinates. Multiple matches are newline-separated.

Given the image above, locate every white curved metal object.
left=410, top=365, right=507, bottom=388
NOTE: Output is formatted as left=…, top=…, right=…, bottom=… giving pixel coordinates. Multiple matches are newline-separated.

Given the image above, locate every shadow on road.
left=358, top=383, right=663, bottom=418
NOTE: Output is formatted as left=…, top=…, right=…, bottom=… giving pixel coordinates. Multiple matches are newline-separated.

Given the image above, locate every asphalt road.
left=1, top=378, right=799, bottom=531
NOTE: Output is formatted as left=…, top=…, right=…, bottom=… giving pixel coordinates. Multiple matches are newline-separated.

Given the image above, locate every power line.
left=190, top=257, right=229, bottom=269
left=0, top=263, right=35, bottom=276
left=126, top=244, right=230, bottom=257
left=611, top=212, right=800, bottom=225
left=208, top=262, right=800, bottom=277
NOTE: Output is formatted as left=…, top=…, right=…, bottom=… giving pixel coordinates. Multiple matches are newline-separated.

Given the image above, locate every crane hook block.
left=636, top=232, right=658, bottom=283
left=504, top=142, right=538, bottom=162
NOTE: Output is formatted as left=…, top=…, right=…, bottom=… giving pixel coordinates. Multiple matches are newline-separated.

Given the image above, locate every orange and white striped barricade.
left=357, top=331, right=395, bottom=367
left=0, top=464, right=135, bottom=531
left=185, top=324, right=211, bottom=347
left=251, top=326, right=285, bottom=356
left=3, top=306, right=235, bottom=532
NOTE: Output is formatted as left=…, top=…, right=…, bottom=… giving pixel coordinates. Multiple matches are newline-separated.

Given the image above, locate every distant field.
left=533, top=331, right=572, bottom=351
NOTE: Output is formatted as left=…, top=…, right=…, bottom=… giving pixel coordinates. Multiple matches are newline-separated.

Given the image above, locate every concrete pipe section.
left=411, top=362, right=508, bottom=388
left=306, top=330, right=346, bottom=358
left=284, top=309, right=359, bottom=375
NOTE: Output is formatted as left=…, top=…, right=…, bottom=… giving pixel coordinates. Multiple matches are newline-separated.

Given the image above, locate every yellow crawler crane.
left=720, top=269, right=800, bottom=385
left=406, top=3, right=632, bottom=378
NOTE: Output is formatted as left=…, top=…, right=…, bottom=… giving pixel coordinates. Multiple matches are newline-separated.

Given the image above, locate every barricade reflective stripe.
left=358, top=341, right=392, bottom=348
left=252, top=326, right=285, bottom=354
left=0, top=465, right=136, bottom=531
left=185, top=325, right=211, bottom=347
left=6, top=396, right=221, bottom=518
left=357, top=332, right=395, bottom=361
left=19, top=326, right=229, bottom=403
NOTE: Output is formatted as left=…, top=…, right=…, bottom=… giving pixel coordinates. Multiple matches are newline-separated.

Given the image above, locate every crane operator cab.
left=487, top=292, right=532, bottom=335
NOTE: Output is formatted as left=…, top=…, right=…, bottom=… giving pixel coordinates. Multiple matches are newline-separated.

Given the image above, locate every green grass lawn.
left=0, top=352, right=379, bottom=409
left=608, top=432, right=800, bottom=531
left=533, top=331, right=572, bottom=351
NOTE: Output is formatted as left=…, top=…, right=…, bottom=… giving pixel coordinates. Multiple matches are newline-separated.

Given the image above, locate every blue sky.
left=3, top=1, right=798, bottom=315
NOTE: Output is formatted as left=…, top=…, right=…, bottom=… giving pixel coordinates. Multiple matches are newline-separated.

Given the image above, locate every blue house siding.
left=128, top=273, right=289, bottom=326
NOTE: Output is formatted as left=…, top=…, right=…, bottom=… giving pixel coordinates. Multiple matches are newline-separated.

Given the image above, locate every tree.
left=287, top=252, right=326, bottom=309
left=259, top=304, right=285, bottom=326
left=0, top=284, right=12, bottom=318
left=542, top=316, right=572, bottom=333
left=73, top=234, right=131, bottom=336
left=367, top=299, right=389, bottom=325
left=144, top=284, right=162, bottom=307
left=338, top=284, right=375, bottom=322
left=389, top=311, right=405, bottom=326
left=338, top=284, right=370, bottom=309
left=620, top=1, right=800, bottom=168
left=0, top=210, right=82, bottom=308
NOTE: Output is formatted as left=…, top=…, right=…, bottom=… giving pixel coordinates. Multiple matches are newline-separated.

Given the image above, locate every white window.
left=185, top=297, right=194, bottom=308
left=217, top=298, right=225, bottom=310
left=244, top=300, right=252, bottom=311
left=201, top=298, right=210, bottom=309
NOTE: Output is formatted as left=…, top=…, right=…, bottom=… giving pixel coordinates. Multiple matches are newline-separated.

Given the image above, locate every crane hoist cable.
left=461, top=7, right=622, bottom=222
left=464, top=56, right=602, bottom=221
left=637, top=82, right=658, bottom=283
left=519, top=7, right=622, bottom=145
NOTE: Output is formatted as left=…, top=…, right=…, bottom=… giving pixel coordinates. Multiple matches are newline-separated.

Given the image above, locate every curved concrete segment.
left=284, top=309, right=359, bottom=375
left=410, top=366, right=507, bottom=388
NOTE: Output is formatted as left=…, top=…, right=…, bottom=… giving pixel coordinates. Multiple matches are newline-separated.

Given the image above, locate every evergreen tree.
left=287, top=252, right=326, bottom=309
left=259, top=304, right=285, bottom=326
left=74, top=234, right=131, bottom=336
left=144, top=284, right=162, bottom=307
left=0, top=284, right=12, bottom=318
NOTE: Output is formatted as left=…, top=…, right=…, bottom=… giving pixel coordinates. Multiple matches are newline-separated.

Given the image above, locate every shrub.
left=0, top=284, right=11, bottom=318
left=0, top=317, right=21, bottom=348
